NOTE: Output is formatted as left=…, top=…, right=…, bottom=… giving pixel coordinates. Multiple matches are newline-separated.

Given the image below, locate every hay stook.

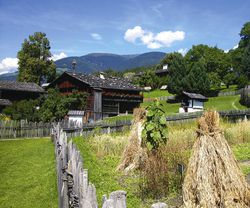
left=182, top=111, right=250, bottom=208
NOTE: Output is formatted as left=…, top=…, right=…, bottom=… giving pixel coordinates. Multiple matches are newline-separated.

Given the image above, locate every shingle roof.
left=0, top=99, right=12, bottom=106
left=0, top=81, right=44, bottom=93
left=183, top=91, right=208, bottom=100
left=66, top=72, right=141, bottom=91
left=67, top=110, right=85, bottom=116
left=155, top=69, right=168, bottom=75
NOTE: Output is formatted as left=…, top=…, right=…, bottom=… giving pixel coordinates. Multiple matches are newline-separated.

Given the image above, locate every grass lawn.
left=72, top=121, right=250, bottom=207
left=219, top=85, right=238, bottom=92
left=103, top=114, right=133, bottom=123
left=141, top=95, right=247, bottom=115
left=0, top=138, right=57, bottom=208
left=142, top=89, right=173, bottom=98
left=232, top=143, right=250, bottom=176
left=141, top=101, right=180, bottom=115
left=232, top=143, right=250, bottom=161
left=205, top=95, right=247, bottom=111
left=73, top=136, right=142, bottom=208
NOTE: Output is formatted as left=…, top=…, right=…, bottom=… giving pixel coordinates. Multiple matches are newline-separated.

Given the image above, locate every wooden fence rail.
left=0, top=120, right=51, bottom=139
left=52, top=123, right=127, bottom=208
left=1, top=109, right=249, bottom=139
left=166, top=109, right=250, bottom=123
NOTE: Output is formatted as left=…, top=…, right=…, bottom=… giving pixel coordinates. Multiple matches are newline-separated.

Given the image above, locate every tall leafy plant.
left=142, top=100, right=168, bottom=151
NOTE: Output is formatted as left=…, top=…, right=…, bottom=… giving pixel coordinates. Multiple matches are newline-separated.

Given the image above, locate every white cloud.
left=51, top=52, right=67, bottom=61
left=224, top=44, right=239, bottom=53
left=0, top=57, right=18, bottom=74
left=124, top=26, right=185, bottom=49
left=233, top=44, right=238, bottom=50
left=178, top=48, right=188, bottom=56
left=124, top=26, right=144, bottom=43
left=147, top=42, right=163, bottom=49
left=91, top=33, right=102, bottom=40
left=155, top=31, right=185, bottom=47
left=0, top=53, right=67, bottom=75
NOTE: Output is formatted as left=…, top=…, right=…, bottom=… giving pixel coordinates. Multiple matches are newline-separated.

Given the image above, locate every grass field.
left=73, top=120, right=250, bottom=207
left=219, top=85, right=238, bottom=92
left=141, top=95, right=247, bottom=115
left=205, top=95, right=247, bottom=110
left=142, top=89, right=173, bottom=98
left=0, top=138, right=57, bottom=208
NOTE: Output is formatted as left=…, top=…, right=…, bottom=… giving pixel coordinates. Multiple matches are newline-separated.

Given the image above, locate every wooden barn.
left=0, top=81, right=45, bottom=112
left=48, top=71, right=143, bottom=121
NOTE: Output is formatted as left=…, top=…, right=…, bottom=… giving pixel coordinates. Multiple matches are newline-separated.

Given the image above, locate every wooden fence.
left=1, top=109, right=249, bottom=139
left=143, top=89, right=244, bottom=103
left=166, top=109, right=250, bottom=123
left=52, top=123, right=127, bottom=208
left=63, top=120, right=132, bottom=138
left=0, top=120, right=51, bottom=139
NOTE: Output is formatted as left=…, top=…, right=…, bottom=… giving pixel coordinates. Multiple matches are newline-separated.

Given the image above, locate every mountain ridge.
left=0, top=52, right=166, bottom=81
left=55, top=52, right=166, bottom=73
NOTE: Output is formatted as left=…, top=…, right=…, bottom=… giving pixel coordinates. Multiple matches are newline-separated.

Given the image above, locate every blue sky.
left=0, top=0, right=249, bottom=74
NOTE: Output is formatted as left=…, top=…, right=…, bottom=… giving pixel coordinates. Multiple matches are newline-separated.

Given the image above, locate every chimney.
left=72, top=59, right=77, bottom=74
left=100, top=72, right=105, bottom=79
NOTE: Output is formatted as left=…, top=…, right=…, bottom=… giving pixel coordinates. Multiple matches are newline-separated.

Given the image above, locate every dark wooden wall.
left=0, top=90, right=43, bottom=102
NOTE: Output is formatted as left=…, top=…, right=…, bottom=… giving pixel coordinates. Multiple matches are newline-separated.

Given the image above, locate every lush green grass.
left=219, top=85, right=238, bottom=92
left=73, top=136, right=141, bottom=208
left=142, top=89, right=173, bottom=98
left=141, top=95, right=247, bottom=115
left=142, top=85, right=239, bottom=99
left=205, top=95, right=247, bottom=110
left=103, top=114, right=133, bottom=123
left=73, top=121, right=250, bottom=207
left=232, top=143, right=250, bottom=176
left=0, top=138, right=57, bottom=208
left=232, top=143, right=250, bottom=161
left=141, top=101, right=180, bottom=115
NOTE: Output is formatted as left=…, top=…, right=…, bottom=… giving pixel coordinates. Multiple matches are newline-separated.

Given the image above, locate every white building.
left=67, top=110, right=85, bottom=125
left=179, top=91, right=208, bottom=113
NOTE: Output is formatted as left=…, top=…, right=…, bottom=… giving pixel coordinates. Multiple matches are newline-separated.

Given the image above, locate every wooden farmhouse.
left=179, top=91, right=208, bottom=113
left=48, top=71, right=143, bottom=121
left=0, top=81, right=45, bottom=112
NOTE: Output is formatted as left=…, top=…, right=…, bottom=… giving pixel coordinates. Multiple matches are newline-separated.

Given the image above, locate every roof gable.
left=0, top=81, right=44, bottom=93
left=183, top=91, right=208, bottom=100
left=53, top=71, right=141, bottom=91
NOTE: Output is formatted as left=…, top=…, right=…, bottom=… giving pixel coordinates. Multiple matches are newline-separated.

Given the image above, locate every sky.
left=0, top=0, right=249, bottom=74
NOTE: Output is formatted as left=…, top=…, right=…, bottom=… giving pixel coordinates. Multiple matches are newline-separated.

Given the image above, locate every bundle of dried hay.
left=116, top=108, right=148, bottom=173
left=182, top=111, right=250, bottom=208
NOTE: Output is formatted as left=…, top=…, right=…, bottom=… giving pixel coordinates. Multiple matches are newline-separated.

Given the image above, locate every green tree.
left=38, top=89, right=70, bottom=122
left=158, top=52, right=183, bottom=69
left=186, top=59, right=210, bottom=95
left=230, top=22, right=250, bottom=85
left=209, top=72, right=221, bottom=91
left=167, top=54, right=188, bottom=96
left=3, top=99, right=40, bottom=122
left=185, top=44, right=230, bottom=80
left=67, top=90, right=88, bottom=110
left=17, top=32, right=56, bottom=85
left=38, top=89, right=88, bottom=122
left=239, top=22, right=250, bottom=48
left=223, top=72, right=237, bottom=88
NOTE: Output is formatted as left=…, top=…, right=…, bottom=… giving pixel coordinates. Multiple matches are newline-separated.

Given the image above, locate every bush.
left=142, top=100, right=168, bottom=151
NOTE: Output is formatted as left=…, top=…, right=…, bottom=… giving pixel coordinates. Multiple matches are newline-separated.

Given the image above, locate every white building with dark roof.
left=179, top=91, right=208, bottom=113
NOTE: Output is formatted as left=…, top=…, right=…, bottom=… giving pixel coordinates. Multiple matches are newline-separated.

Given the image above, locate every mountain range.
left=0, top=52, right=166, bottom=81
left=55, top=52, right=166, bottom=73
